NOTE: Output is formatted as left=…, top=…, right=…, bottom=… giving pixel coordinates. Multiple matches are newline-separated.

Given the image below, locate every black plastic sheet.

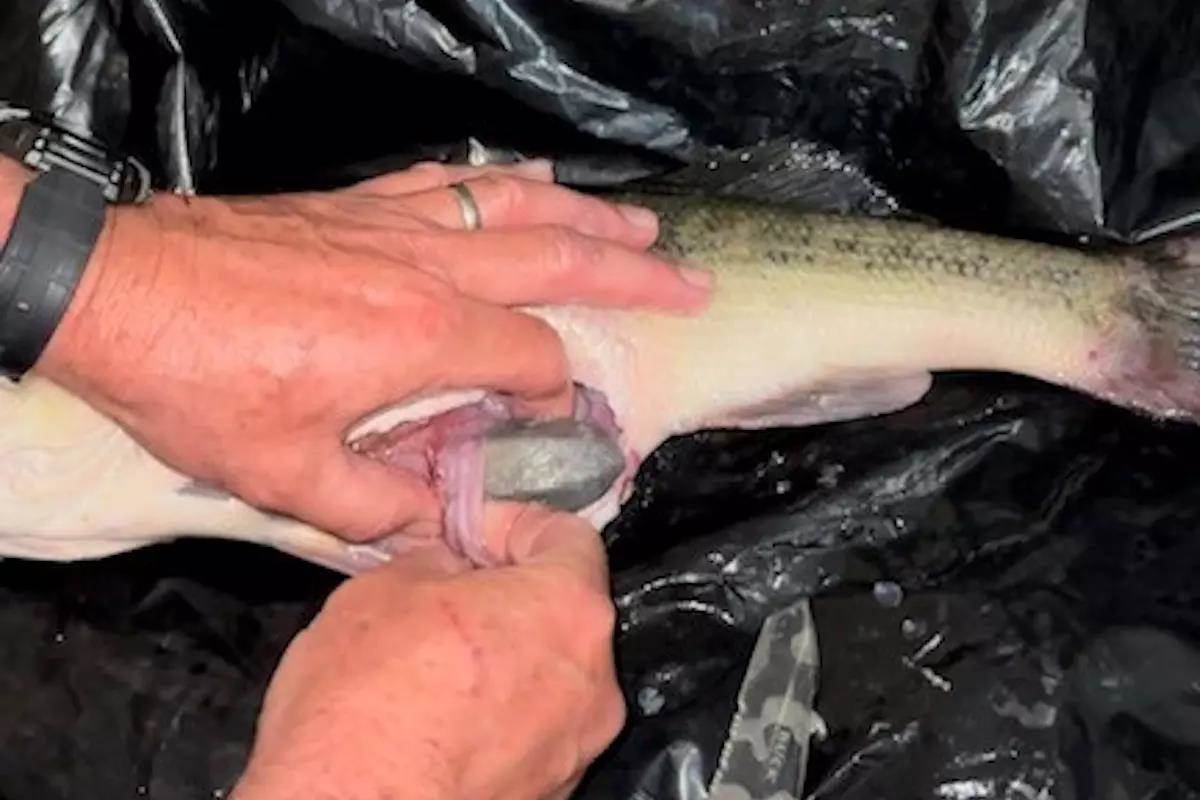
left=592, top=375, right=1200, bottom=798
left=2, top=1, right=1200, bottom=799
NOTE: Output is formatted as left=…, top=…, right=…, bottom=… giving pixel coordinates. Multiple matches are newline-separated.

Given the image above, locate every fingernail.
left=679, top=266, right=714, bottom=291
left=617, top=203, right=659, bottom=231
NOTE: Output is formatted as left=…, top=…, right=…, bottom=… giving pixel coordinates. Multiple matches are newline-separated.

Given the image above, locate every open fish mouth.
left=350, top=384, right=629, bottom=565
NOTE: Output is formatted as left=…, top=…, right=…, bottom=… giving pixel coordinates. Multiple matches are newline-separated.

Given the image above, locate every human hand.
left=34, top=160, right=710, bottom=542
left=231, top=503, right=626, bottom=800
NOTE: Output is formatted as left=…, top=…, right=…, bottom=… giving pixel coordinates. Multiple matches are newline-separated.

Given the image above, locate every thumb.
left=483, top=502, right=609, bottom=593
left=285, top=444, right=444, bottom=543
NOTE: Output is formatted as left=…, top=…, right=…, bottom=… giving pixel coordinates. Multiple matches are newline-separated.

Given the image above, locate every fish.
left=2, top=192, right=1199, bottom=572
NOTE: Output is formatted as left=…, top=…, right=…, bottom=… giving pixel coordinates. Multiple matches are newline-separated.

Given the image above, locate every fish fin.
left=705, top=372, right=933, bottom=430
left=1096, top=234, right=1200, bottom=421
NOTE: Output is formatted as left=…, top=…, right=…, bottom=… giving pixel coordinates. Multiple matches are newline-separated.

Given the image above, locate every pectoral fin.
left=705, top=371, right=933, bottom=430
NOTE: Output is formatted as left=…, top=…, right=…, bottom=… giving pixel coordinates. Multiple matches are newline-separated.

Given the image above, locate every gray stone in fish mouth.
left=481, top=419, right=625, bottom=511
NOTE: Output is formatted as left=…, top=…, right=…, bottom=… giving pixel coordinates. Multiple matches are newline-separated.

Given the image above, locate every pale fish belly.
left=0, top=375, right=389, bottom=572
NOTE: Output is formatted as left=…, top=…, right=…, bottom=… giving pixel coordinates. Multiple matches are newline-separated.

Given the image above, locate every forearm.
left=0, top=151, right=180, bottom=397
left=34, top=185, right=167, bottom=393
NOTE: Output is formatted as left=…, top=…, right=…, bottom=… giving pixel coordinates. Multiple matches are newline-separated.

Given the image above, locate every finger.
left=403, top=226, right=713, bottom=311
left=349, top=159, right=554, bottom=197
left=433, top=299, right=575, bottom=416
left=281, top=443, right=443, bottom=543
left=398, top=175, right=662, bottom=249
left=483, top=502, right=609, bottom=593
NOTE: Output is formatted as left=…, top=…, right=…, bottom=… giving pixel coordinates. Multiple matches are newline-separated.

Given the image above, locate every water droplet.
left=873, top=581, right=904, bottom=607
left=739, top=151, right=752, bottom=162
left=901, top=617, right=927, bottom=639
left=706, top=160, right=719, bottom=170
left=53, top=632, right=65, bottom=644
left=638, top=686, right=665, bottom=716
left=137, top=786, right=148, bottom=796
left=894, top=516, right=907, bottom=530
left=775, top=479, right=793, bottom=494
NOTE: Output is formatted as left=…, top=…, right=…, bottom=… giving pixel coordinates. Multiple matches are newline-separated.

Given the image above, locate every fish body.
left=535, top=196, right=1132, bottom=454
left=490, top=194, right=1199, bottom=536
left=2, top=194, right=1198, bottom=571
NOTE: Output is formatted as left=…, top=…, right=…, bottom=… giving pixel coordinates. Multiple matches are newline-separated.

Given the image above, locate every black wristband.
left=0, top=169, right=106, bottom=379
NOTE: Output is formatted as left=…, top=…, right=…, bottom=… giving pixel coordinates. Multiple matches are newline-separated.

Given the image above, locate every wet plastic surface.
left=582, top=373, right=1200, bottom=799
left=2, top=1, right=1200, bottom=798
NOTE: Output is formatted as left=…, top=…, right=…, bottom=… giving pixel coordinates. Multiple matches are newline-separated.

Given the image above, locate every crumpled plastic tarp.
left=1, top=1, right=1199, bottom=799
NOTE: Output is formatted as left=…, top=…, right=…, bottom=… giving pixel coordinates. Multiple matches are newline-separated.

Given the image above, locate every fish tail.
left=1096, top=234, right=1200, bottom=421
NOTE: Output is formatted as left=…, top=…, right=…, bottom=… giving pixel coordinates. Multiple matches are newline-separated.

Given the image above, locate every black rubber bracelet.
left=0, top=169, right=106, bottom=379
